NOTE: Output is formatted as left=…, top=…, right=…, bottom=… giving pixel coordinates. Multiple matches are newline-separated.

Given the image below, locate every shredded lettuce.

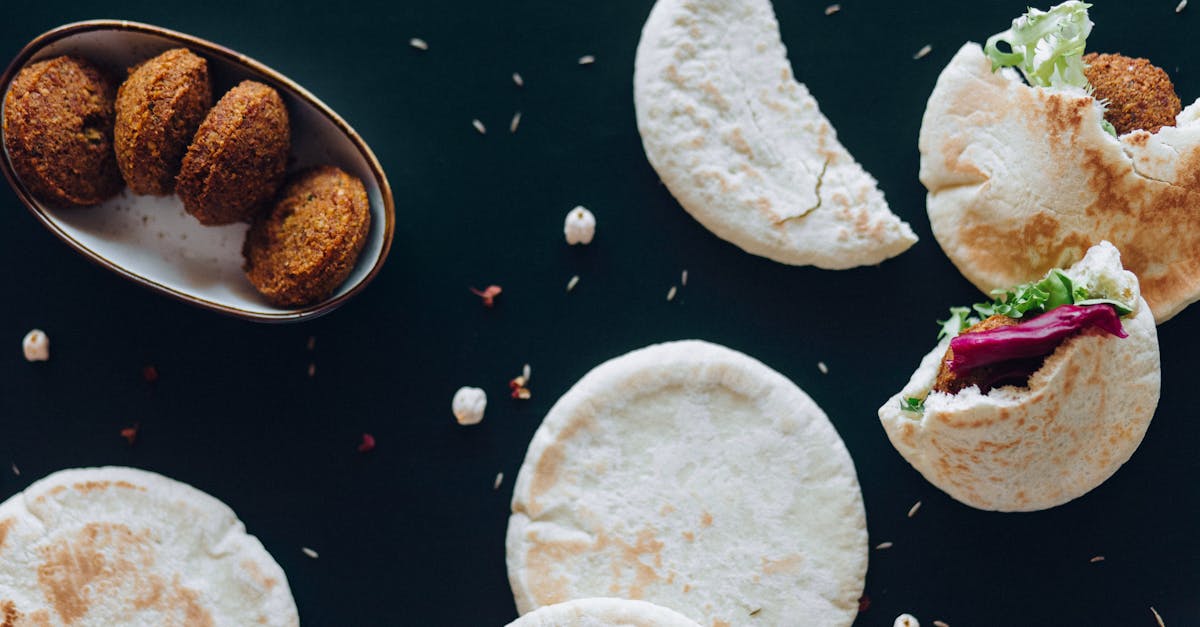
left=900, top=397, right=925, bottom=414
left=937, top=306, right=975, bottom=340
left=984, top=1, right=1093, bottom=89
left=968, top=267, right=1132, bottom=324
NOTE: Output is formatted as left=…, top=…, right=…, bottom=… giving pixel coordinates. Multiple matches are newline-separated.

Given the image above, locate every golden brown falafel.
left=2, top=55, right=123, bottom=207
left=243, top=166, right=370, bottom=307
left=114, top=48, right=212, bottom=195
left=933, top=314, right=1022, bottom=394
left=1084, top=52, right=1182, bottom=135
left=176, top=80, right=289, bottom=225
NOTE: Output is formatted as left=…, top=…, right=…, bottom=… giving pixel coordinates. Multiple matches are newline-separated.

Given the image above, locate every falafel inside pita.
left=879, top=241, right=1160, bottom=512
left=920, top=1, right=1200, bottom=323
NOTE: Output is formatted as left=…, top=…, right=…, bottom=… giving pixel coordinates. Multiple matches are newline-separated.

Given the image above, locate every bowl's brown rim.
left=0, top=19, right=396, bottom=323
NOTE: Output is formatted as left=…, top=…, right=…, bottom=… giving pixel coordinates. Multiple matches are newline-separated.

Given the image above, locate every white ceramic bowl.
left=0, top=20, right=395, bottom=322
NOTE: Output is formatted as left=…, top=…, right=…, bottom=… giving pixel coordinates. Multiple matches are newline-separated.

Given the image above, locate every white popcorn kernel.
left=895, top=614, right=920, bottom=627
left=564, top=206, right=596, bottom=245
left=22, top=329, right=48, bottom=362
left=452, top=387, right=488, bottom=425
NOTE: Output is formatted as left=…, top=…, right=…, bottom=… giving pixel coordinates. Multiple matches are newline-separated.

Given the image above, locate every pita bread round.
left=633, top=0, right=917, bottom=269
left=505, top=598, right=700, bottom=627
left=0, top=467, right=298, bottom=626
left=920, top=42, right=1200, bottom=323
left=879, top=243, right=1161, bottom=511
left=506, top=340, right=867, bottom=627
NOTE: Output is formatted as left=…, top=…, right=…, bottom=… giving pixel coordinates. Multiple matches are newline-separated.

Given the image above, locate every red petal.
left=357, top=433, right=376, bottom=453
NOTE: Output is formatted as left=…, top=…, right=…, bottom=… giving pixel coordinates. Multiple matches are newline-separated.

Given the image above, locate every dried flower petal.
left=357, top=433, right=376, bottom=453
left=120, top=424, right=139, bottom=446
left=470, top=285, right=503, bottom=307
left=142, top=365, right=159, bottom=383
left=858, top=594, right=871, bottom=613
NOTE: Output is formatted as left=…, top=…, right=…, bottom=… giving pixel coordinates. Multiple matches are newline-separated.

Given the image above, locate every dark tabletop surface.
left=2, top=1, right=1198, bottom=625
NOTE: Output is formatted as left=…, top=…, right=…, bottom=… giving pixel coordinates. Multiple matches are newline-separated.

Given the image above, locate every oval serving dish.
left=0, top=20, right=394, bottom=322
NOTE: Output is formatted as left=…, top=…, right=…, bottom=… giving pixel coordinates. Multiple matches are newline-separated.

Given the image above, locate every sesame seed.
left=307, top=363, right=316, bottom=378
left=913, top=45, right=932, bottom=60
left=1089, top=555, right=1105, bottom=563
left=875, top=541, right=894, bottom=550
left=306, top=336, right=316, bottom=351
left=824, top=4, right=841, bottom=15
left=409, top=38, right=428, bottom=51
left=1151, top=607, right=1165, bottom=626
left=908, top=500, right=922, bottom=518
left=523, top=364, right=531, bottom=382
left=10, top=462, right=19, bottom=476
left=494, top=472, right=505, bottom=490
left=817, top=361, right=829, bottom=374
left=667, top=286, right=678, bottom=301
left=567, top=275, right=580, bottom=292
left=681, top=269, right=689, bottom=286
left=510, top=111, right=522, bottom=133
left=1177, top=0, right=1188, bottom=13
left=301, top=547, right=319, bottom=559
left=472, top=119, right=487, bottom=135
left=578, top=55, right=596, bottom=65
left=749, top=608, right=762, bottom=616
left=512, top=72, right=524, bottom=87
left=933, top=621, right=950, bottom=627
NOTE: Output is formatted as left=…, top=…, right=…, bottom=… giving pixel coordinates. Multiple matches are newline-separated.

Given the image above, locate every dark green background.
left=2, top=1, right=1197, bottom=625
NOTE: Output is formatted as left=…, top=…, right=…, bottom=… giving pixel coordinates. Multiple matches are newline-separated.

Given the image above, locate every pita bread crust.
left=507, top=341, right=867, bottom=627
left=634, top=0, right=917, bottom=268
left=0, top=467, right=298, bottom=626
left=921, top=43, right=1200, bottom=323
left=505, top=598, right=701, bottom=627
left=879, top=247, right=1161, bottom=512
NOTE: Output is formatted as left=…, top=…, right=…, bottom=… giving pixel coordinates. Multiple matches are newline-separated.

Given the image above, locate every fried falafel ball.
left=114, top=48, right=212, bottom=195
left=933, top=314, right=1023, bottom=394
left=243, top=166, right=371, bottom=307
left=1084, top=52, right=1182, bottom=136
left=176, top=80, right=289, bottom=225
left=3, top=56, right=123, bottom=207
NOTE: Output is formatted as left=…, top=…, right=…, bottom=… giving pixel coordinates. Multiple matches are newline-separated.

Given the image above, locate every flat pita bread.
left=879, top=243, right=1161, bottom=511
left=507, top=340, right=867, bottom=627
left=633, top=0, right=917, bottom=268
left=920, top=42, right=1200, bottom=323
left=505, top=598, right=700, bottom=627
left=0, top=467, right=298, bottom=626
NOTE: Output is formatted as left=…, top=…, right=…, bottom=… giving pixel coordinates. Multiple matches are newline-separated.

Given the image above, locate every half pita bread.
left=505, top=598, right=700, bottom=627
left=920, top=42, right=1200, bottom=323
left=507, top=340, right=867, bottom=627
left=0, top=467, right=298, bottom=626
left=633, top=0, right=917, bottom=268
left=879, top=243, right=1161, bottom=511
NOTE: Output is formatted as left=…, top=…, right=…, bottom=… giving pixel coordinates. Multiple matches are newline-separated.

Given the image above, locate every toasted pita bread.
left=0, top=467, right=298, bottom=626
left=879, top=243, right=1161, bottom=511
left=505, top=598, right=701, bottom=627
left=920, top=42, right=1200, bottom=323
left=507, top=340, right=867, bottom=627
left=634, top=0, right=917, bottom=268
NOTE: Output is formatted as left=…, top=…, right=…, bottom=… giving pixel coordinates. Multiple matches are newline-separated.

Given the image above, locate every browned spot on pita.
left=665, top=65, right=687, bottom=88
left=526, top=535, right=591, bottom=606
left=700, top=511, right=713, bottom=527
left=701, top=81, right=730, bottom=111
left=727, top=128, right=752, bottom=157
left=761, top=553, right=804, bottom=575
left=0, top=519, right=12, bottom=552
left=37, top=523, right=150, bottom=623
left=682, top=531, right=695, bottom=542
left=241, top=559, right=278, bottom=591
left=2, top=600, right=21, bottom=627
left=714, top=621, right=732, bottom=627
left=683, top=583, right=692, bottom=593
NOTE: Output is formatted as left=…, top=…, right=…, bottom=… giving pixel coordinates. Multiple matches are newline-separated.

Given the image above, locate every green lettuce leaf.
left=937, top=306, right=975, bottom=340
left=984, top=1, right=1093, bottom=89
left=900, top=397, right=925, bottom=414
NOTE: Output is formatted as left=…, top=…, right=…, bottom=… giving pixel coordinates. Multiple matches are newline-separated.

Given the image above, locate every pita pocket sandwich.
left=0, top=467, right=298, bottom=626
left=920, top=1, right=1200, bottom=323
left=879, top=242, right=1160, bottom=512
left=634, top=0, right=917, bottom=268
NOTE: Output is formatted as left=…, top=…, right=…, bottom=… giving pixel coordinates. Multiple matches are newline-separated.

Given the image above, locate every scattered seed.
left=472, top=119, right=487, bottom=135
left=301, top=547, right=319, bottom=559
left=907, top=500, right=922, bottom=518
left=933, top=622, right=950, bottom=627
left=1151, top=607, right=1165, bottom=627
left=681, top=269, right=689, bottom=286
left=875, top=541, right=894, bottom=550
left=510, top=111, right=522, bottom=133
left=749, top=608, right=762, bottom=616
left=578, top=55, right=595, bottom=65
left=11, top=462, right=20, bottom=476
left=307, top=363, right=316, bottom=378
left=567, top=275, right=580, bottom=292
left=522, top=364, right=531, bottom=382
left=824, top=4, right=841, bottom=15
left=409, top=38, right=428, bottom=51
left=1090, top=555, right=1105, bottom=563
left=1177, top=0, right=1188, bottom=13
left=357, top=433, right=376, bottom=453
left=817, top=361, right=829, bottom=375
left=120, top=424, right=139, bottom=446
left=913, top=45, right=932, bottom=60
left=306, top=336, right=316, bottom=351
left=512, top=72, right=524, bottom=87
left=667, top=286, right=678, bottom=301
left=494, top=472, right=504, bottom=490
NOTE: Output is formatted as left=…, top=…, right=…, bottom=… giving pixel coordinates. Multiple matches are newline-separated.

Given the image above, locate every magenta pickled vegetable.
left=948, top=304, right=1127, bottom=374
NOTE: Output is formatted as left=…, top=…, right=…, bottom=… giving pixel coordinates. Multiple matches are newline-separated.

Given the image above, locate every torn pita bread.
left=879, top=243, right=1161, bottom=511
left=507, top=340, right=867, bottom=627
left=0, top=467, right=298, bottom=626
left=505, top=598, right=701, bottom=627
left=634, top=0, right=917, bottom=268
left=921, top=42, right=1200, bottom=323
